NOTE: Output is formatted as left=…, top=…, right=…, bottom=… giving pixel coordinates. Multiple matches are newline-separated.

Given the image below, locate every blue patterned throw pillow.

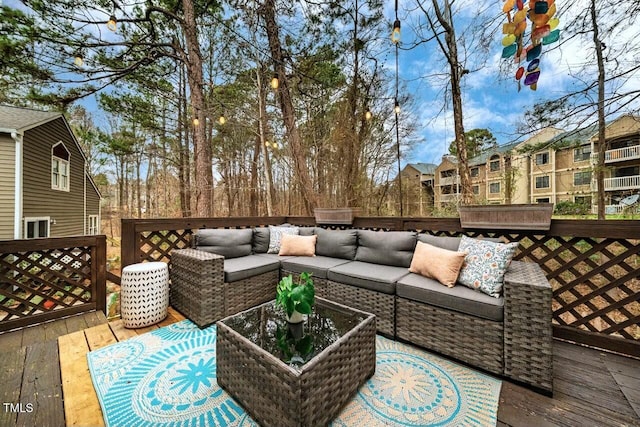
left=267, top=225, right=300, bottom=254
left=458, top=235, right=518, bottom=298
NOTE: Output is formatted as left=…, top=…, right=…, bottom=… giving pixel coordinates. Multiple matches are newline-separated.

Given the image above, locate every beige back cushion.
left=409, top=241, right=466, bottom=287
left=278, top=234, right=318, bottom=257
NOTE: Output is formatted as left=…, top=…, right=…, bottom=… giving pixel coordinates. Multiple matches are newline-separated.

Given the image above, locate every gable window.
left=536, top=198, right=550, bottom=203
left=535, top=175, right=550, bottom=189
left=472, top=185, right=480, bottom=194
left=489, top=155, right=500, bottom=172
left=489, top=182, right=500, bottom=194
left=574, top=146, right=591, bottom=162
left=470, top=167, right=479, bottom=177
left=52, top=142, right=70, bottom=191
left=24, top=217, right=50, bottom=239
left=574, top=171, right=592, bottom=186
left=535, top=152, right=550, bottom=165
left=440, top=169, right=455, bottom=178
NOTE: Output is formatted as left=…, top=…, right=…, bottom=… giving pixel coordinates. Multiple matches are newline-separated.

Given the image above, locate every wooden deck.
left=0, top=309, right=638, bottom=427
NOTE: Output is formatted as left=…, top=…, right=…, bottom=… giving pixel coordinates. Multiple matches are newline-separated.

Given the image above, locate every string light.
left=394, top=99, right=401, bottom=114
left=74, top=52, right=84, bottom=67
left=391, top=19, right=401, bottom=43
left=365, top=108, right=373, bottom=120
left=107, top=15, right=117, bottom=32
left=218, top=114, right=226, bottom=125
left=270, top=74, right=279, bottom=90
left=192, top=118, right=200, bottom=126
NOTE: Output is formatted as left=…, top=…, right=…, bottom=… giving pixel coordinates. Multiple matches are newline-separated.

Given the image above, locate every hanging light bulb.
left=394, top=99, right=401, bottom=114
left=365, top=108, right=373, bottom=120
left=391, top=19, right=401, bottom=44
left=270, top=74, right=279, bottom=90
left=107, top=15, right=117, bottom=32
left=218, top=114, right=226, bottom=125
left=192, top=118, right=200, bottom=126
left=74, top=52, right=84, bottom=67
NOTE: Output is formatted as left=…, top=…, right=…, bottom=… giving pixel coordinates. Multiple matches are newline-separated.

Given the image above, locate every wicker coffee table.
left=216, top=297, right=376, bottom=427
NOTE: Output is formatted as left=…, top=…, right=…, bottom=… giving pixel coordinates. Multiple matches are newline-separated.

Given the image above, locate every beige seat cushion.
left=409, top=241, right=466, bottom=287
left=279, top=234, right=317, bottom=256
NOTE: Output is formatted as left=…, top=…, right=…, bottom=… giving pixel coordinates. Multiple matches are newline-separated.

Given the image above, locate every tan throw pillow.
left=409, top=241, right=466, bottom=287
left=278, top=234, right=318, bottom=256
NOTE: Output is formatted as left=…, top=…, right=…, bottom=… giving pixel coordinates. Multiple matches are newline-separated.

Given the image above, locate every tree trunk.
left=591, top=0, right=607, bottom=220
left=256, top=68, right=275, bottom=216
left=182, top=0, right=212, bottom=217
left=259, top=0, right=319, bottom=213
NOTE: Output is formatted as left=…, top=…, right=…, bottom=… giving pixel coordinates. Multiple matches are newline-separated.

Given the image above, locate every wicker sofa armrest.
left=169, top=248, right=225, bottom=328
left=503, top=260, right=553, bottom=394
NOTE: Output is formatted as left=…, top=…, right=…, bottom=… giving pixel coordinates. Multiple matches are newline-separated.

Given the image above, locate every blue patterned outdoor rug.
left=88, top=320, right=501, bottom=426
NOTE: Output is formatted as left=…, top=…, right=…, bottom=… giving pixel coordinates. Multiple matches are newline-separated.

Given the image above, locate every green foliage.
left=449, top=129, right=497, bottom=158
left=554, top=200, right=591, bottom=216
left=276, top=272, right=315, bottom=317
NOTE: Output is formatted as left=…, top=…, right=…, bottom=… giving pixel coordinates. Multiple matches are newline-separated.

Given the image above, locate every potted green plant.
left=276, top=272, right=315, bottom=324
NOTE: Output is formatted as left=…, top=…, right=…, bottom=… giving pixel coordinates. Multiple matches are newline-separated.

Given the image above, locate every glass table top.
left=220, top=299, right=368, bottom=371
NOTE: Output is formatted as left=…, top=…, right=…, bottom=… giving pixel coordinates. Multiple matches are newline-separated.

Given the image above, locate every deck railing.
left=121, top=217, right=640, bottom=358
left=604, top=175, right=640, bottom=191
left=605, top=145, right=640, bottom=163
left=0, top=235, right=106, bottom=332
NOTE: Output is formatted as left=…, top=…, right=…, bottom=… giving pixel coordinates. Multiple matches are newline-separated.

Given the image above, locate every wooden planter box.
left=314, top=208, right=361, bottom=225
left=459, top=204, right=553, bottom=230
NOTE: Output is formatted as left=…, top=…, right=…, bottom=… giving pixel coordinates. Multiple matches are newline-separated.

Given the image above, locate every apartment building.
left=431, top=115, right=640, bottom=212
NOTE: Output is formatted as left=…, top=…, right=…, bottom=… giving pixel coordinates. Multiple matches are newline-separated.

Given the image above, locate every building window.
left=52, top=142, right=70, bottom=191
left=88, top=215, right=99, bottom=235
left=24, top=217, right=50, bottom=239
left=535, top=175, right=550, bottom=189
left=470, top=167, right=479, bottom=177
left=489, top=155, right=500, bottom=172
left=472, top=185, right=479, bottom=194
left=574, top=146, right=591, bottom=162
left=574, top=171, right=592, bottom=186
left=535, top=152, right=550, bottom=165
left=489, top=182, right=500, bottom=194
left=536, top=198, right=550, bottom=203
left=440, top=169, right=455, bottom=178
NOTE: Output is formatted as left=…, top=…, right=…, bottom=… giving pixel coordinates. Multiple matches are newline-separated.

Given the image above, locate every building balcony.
left=603, top=175, right=640, bottom=191
left=438, top=176, right=457, bottom=186
left=605, top=145, right=640, bottom=163
left=439, top=193, right=460, bottom=202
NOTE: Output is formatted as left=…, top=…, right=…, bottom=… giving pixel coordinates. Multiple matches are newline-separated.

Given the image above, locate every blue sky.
left=392, top=0, right=640, bottom=166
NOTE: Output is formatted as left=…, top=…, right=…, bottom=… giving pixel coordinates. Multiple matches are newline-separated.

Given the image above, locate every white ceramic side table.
left=120, top=261, right=169, bottom=328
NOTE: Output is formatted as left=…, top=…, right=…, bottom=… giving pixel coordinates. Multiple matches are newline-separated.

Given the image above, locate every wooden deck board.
left=0, top=327, right=23, bottom=350
left=1, top=308, right=638, bottom=426
left=58, top=330, right=104, bottom=427
left=20, top=323, right=45, bottom=346
left=84, top=323, right=118, bottom=350
left=17, top=341, right=64, bottom=427
left=0, top=346, right=26, bottom=427
left=43, top=318, right=69, bottom=342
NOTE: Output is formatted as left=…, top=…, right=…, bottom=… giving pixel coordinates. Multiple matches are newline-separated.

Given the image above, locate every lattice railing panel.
left=139, top=230, right=192, bottom=263
left=0, top=246, right=93, bottom=322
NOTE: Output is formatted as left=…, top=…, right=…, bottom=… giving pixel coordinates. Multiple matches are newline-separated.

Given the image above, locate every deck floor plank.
left=0, top=327, right=23, bottom=351
left=108, top=319, right=138, bottom=341
left=0, top=346, right=26, bottom=427
left=20, top=323, right=46, bottom=347
left=43, top=318, right=69, bottom=342
left=58, top=331, right=104, bottom=427
left=84, top=323, right=118, bottom=350
left=64, top=313, right=89, bottom=334
left=16, top=341, right=64, bottom=427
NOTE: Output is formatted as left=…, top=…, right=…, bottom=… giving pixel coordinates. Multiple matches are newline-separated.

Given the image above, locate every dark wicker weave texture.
left=169, top=248, right=224, bottom=328
left=170, top=249, right=278, bottom=327
left=325, top=280, right=395, bottom=336
left=503, top=261, right=553, bottom=393
left=216, top=300, right=376, bottom=427
left=396, top=298, right=504, bottom=375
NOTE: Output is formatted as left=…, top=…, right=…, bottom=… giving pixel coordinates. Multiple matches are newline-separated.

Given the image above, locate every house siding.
left=0, top=135, right=15, bottom=239
left=86, top=173, right=100, bottom=234
left=22, top=118, right=85, bottom=237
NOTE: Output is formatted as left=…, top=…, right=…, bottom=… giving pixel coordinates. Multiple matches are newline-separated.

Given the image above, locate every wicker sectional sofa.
left=169, top=226, right=553, bottom=394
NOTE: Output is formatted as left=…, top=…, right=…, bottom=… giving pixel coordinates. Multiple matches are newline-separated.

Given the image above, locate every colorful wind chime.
left=501, top=0, right=561, bottom=91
